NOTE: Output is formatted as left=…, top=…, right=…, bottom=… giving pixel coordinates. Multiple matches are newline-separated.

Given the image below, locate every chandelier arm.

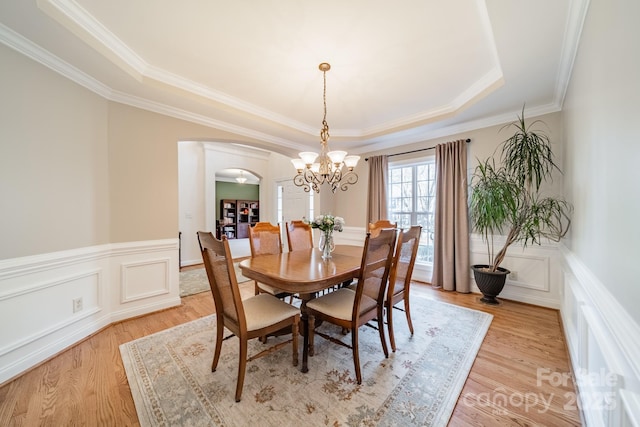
left=304, top=167, right=325, bottom=186
left=327, top=165, right=342, bottom=185
left=338, top=170, right=359, bottom=191
left=293, top=173, right=312, bottom=192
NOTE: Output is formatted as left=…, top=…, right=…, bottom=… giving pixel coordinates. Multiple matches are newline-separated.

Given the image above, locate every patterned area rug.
left=180, top=265, right=249, bottom=297
left=120, top=295, right=492, bottom=426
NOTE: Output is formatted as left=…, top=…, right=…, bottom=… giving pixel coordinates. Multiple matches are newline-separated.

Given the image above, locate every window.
left=388, top=159, right=436, bottom=264
left=308, top=190, right=314, bottom=221
left=277, top=185, right=283, bottom=225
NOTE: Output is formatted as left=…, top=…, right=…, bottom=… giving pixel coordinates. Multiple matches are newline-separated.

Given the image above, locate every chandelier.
left=291, top=63, right=360, bottom=193
left=235, top=170, right=247, bottom=184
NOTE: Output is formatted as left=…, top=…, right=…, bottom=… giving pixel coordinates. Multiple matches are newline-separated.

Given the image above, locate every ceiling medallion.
left=291, top=63, right=360, bottom=193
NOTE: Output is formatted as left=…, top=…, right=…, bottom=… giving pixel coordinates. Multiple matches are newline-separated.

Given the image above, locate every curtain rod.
left=364, top=138, right=470, bottom=161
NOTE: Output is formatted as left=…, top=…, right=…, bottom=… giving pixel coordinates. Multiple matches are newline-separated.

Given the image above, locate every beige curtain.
left=432, top=140, right=470, bottom=292
left=367, top=155, right=388, bottom=225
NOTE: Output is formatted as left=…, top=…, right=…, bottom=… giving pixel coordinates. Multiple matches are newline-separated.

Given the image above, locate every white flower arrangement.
left=308, top=214, right=345, bottom=233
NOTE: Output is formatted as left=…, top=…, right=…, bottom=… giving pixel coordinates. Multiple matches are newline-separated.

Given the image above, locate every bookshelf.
left=217, top=199, right=259, bottom=239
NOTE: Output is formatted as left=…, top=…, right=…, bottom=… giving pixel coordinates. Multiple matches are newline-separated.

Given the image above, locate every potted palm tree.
left=469, top=107, right=572, bottom=304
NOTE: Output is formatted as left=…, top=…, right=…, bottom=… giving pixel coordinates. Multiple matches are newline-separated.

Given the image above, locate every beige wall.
left=0, top=41, right=271, bottom=259
left=0, top=44, right=110, bottom=259
left=107, top=103, right=265, bottom=244
left=562, top=0, right=640, bottom=323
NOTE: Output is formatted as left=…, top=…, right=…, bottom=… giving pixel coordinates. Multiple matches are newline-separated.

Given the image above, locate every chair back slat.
left=354, top=228, right=398, bottom=314
left=388, top=226, right=422, bottom=297
left=368, top=220, right=397, bottom=238
left=197, top=231, right=245, bottom=328
left=286, top=220, right=314, bottom=251
left=249, top=222, right=283, bottom=256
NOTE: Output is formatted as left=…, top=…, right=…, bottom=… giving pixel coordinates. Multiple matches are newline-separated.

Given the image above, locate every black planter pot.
left=471, top=265, right=510, bottom=305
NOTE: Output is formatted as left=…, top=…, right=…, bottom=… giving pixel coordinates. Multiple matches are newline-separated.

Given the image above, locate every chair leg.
left=387, top=301, right=397, bottom=353
left=351, top=327, right=362, bottom=384
left=308, top=315, right=315, bottom=357
left=235, top=339, right=248, bottom=402
left=377, top=307, right=389, bottom=358
left=212, top=316, right=224, bottom=371
left=404, top=294, right=414, bottom=335
left=292, top=319, right=299, bottom=367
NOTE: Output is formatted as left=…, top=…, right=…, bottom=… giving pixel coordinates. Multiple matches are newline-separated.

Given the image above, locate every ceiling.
left=217, top=168, right=260, bottom=185
left=0, top=0, right=588, bottom=156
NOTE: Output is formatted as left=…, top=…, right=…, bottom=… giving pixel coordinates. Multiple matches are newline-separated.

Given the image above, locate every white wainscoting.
left=0, top=239, right=180, bottom=385
left=560, top=246, right=640, bottom=427
left=469, top=234, right=563, bottom=308
left=332, top=226, right=366, bottom=247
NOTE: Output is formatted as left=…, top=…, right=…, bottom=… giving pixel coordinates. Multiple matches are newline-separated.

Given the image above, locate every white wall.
left=560, top=0, right=640, bottom=424
left=178, top=141, right=206, bottom=266
left=0, top=239, right=179, bottom=384
left=178, top=141, right=296, bottom=266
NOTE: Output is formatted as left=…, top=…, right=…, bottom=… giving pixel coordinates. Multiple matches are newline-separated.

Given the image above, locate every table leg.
left=300, top=293, right=312, bottom=373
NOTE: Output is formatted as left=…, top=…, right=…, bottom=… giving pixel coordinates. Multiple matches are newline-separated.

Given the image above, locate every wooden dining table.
left=239, top=245, right=363, bottom=373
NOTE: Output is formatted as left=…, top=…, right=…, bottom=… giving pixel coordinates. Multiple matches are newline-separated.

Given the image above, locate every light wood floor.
left=0, top=269, right=581, bottom=426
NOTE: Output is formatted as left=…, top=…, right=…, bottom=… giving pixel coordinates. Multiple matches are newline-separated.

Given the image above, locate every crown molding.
left=0, top=22, right=111, bottom=98
left=38, top=0, right=318, bottom=136
left=554, top=0, right=591, bottom=108
left=354, top=101, right=562, bottom=155
left=202, top=141, right=271, bottom=161
left=108, top=91, right=305, bottom=152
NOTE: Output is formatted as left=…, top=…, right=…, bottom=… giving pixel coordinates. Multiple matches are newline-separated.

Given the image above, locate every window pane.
left=388, top=161, right=436, bottom=266
left=402, top=167, right=412, bottom=182
left=401, top=182, right=412, bottom=198
left=389, top=161, right=436, bottom=263
left=400, top=197, right=410, bottom=211
left=416, top=213, right=434, bottom=263
left=416, top=165, right=429, bottom=181
left=427, top=196, right=436, bottom=213
left=390, top=213, right=411, bottom=229
left=390, top=183, right=402, bottom=198
left=417, top=181, right=428, bottom=198
left=417, top=196, right=428, bottom=212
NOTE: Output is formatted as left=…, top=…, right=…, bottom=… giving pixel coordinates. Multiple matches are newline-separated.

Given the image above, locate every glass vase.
left=319, top=231, right=335, bottom=260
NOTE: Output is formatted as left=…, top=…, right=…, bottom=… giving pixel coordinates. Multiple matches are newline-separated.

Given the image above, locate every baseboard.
left=0, top=239, right=180, bottom=384
left=180, top=258, right=202, bottom=267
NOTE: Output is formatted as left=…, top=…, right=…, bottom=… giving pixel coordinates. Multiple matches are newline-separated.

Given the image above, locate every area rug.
left=180, top=264, right=250, bottom=297
left=120, top=295, right=492, bottom=426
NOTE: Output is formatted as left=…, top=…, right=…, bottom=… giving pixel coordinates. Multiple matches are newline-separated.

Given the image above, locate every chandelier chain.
left=321, top=67, right=330, bottom=143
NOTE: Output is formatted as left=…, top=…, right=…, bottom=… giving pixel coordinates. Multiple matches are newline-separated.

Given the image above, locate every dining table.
left=239, top=244, right=363, bottom=373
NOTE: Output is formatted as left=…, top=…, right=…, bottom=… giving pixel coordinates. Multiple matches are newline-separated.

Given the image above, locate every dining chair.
left=306, top=228, right=398, bottom=384
left=197, top=231, right=300, bottom=402
left=368, top=219, right=397, bottom=237
left=285, top=220, right=314, bottom=251
left=385, top=225, right=422, bottom=352
left=248, top=222, right=292, bottom=299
